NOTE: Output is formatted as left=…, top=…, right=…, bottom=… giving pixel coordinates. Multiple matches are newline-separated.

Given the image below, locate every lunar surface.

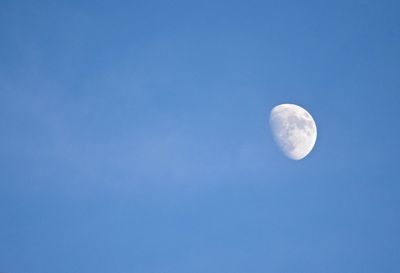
left=269, top=104, right=317, bottom=160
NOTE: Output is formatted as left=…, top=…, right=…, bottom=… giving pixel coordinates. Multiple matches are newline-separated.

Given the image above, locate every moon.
left=269, top=104, right=317, bottom=160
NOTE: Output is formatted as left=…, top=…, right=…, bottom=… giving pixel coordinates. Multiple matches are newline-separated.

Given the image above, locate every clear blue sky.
left=1, top=1, right=400, bottom=272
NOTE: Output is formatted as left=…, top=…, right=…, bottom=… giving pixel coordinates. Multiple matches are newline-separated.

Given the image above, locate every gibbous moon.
left=270, top=104, right=317, bottom=160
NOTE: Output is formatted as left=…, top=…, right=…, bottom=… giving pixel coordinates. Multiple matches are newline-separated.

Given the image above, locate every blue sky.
left=1, top=0, right=400, bottom=272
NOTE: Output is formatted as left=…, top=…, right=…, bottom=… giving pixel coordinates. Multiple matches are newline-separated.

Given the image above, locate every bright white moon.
left=269, top=104, right=317, bottom=160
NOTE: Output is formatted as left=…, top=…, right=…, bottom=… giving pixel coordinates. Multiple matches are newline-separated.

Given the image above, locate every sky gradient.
left=1, top=1, right=400, bottom=272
